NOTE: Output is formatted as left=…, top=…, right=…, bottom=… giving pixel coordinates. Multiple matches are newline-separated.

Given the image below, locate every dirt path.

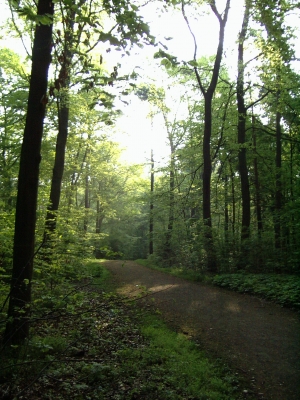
left=103, top=260, right=300, bottom=400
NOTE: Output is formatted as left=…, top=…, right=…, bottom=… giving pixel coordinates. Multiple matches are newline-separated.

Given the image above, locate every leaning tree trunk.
left=4, top=0, right=54, bottom=346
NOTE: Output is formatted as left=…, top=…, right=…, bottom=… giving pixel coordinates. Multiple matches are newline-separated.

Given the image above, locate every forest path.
left=103, top=260, right=300, bottom=400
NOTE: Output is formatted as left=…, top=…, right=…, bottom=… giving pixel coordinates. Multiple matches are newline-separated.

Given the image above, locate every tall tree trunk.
left=289, top=132, right=295, bottom=250
left=182, top=0, right=230, bottom=271
left=229, top=161, right=236, bottom=251
left=224, top=174, right=229, bottom=240
left=44, top=6, right=75, bottom=240
left=84, top=172, right=90, bottom=233
left=163, top=146, right=175, bottom=264
left=164, top=160, right=175, bottom=264
left=4, top=0, right=54, bottom=345
left=199, top=2, right=230, bottom=272
left=237, top=0, right=251, bottom=243
left=149, top=150, right=154, bottom=255
left=252, top=114, right=263, bottom=236
left=274, top=110, right=282, bottom=250
left=96, top=183, right=104, bottom=234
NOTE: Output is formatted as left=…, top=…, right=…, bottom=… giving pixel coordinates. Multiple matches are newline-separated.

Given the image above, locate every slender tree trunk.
left=164, top=147, right=175, bottom=264
left=229, top=161, right=236, bottom=249
left=274, top=110, right=282, bottom=250
left=44, top=101, right=70, bottom=236
left=44, top=7, right=75, bottom=240
left=224, top=174, right=229, bottom=240
left=202, top=94, right=213, bottom=230
left=252, top=114, right=263, bottom=235
left=96, top=183, right=104, bottom=234
left=166, top=167, right=175, bottom=240
left=202, top=94, right=217, bottom=271
left=4, top=0, right=54, bottom=345
left=183, top=0, right=230, bottom=272
left=182, top=0, right=230, bottom=271
left=289, top=132, right=295, bottom=249
left=149, top=150, right=154, bottom=255
left=84, top=173, right=89, bottom=233
left=237, top=0, right=251, bottom=243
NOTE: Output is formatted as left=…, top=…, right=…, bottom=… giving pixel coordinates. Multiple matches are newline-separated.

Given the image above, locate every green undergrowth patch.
left=212, top=273, right=300, bottom=309
left=85, top=259, right=112, bottom=285
left=0, top=260, right=250, bottom=399
left=135, top=258, right=207, bottom=283
left=136, top=314, right=244, bottom=399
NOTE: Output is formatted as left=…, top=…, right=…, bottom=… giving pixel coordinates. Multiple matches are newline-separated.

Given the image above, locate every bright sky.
left=113, top=0, right=244, bottom=164
left=1, top=0, right=299, bottom=166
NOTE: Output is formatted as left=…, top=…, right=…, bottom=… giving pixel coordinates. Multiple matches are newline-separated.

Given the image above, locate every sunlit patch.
left=116, top=283, right=142, bottom=296
left=226, top=302, right=241, bottom=312
left=148, top=284, right=179, bottom=293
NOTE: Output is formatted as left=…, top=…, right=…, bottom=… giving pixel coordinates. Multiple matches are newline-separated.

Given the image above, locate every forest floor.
left=103, top=260, right=300, bottom=400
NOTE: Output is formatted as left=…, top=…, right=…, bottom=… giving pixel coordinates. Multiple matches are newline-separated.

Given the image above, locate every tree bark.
left=196, top=1, right=230, bottom=272
left=4, top=0, right=54, bottom=345
left=224, top=174, right=229, bottom=240
left=84, top=168, right=90, bottom=233
left=149, top=150, right=154, bottom=255
left=274, top=110, right=282, bottom=250
left=182, top=0, right=230, bottom=271
left=44, top=6, right=75, bottom=239
left=96, top=183, right=104, bottom=234
left=237, top=0, right=251, bottom=242
left=252, top=113, right=263, bottom=235
left=163, top=143, right=175, bottom=264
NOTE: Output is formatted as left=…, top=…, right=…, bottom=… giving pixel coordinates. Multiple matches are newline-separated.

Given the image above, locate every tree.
left=43, top=0, right=155, bottom=245
left=182, top=0, right=231, bottom=272
left=0, top=49, right=29, bottom=274
left=149, top=149, right=154, bottom=255
left=0, top=49, right=28, bottom=212
left=236, top=0, right=251, bottom=243
left=4, top=0, right=54, bottom=345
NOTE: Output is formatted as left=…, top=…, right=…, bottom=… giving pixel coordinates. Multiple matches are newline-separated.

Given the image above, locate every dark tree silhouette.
left=4, top=0, right=54, bottom=345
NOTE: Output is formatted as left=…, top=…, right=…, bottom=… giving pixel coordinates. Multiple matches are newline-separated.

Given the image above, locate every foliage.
left=212, top=273, right=300, bottom=309
left=136, top=258, right=207, bottom=282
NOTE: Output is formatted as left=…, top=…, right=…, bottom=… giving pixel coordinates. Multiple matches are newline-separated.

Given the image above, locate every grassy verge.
left=135, top=314, right=243, bottom=399
left=0, top=260, right=250, bottom=399
left=135, top=259, right=300, bottom=310
left=212, top=273, right=300, bottom=309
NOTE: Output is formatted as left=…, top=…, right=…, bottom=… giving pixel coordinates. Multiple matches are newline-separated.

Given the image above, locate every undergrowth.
left=135, top=258, right=208, bottom=283
left=0, top=260, right=250, bottom=399
left=212, top=273, right=300, bottom=309
left=135, top=259, right=300, bottom=309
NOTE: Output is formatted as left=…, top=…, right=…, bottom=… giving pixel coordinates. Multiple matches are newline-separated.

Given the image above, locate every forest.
left=0, top=0, right=300, bottom=399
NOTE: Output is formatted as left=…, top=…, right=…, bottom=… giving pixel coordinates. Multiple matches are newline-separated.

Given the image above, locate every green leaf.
left=161, top=58, right=172, bottom=68
left=187, top=60, right=198, bottom=67
left=99, top=32, right=121, bottom=46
